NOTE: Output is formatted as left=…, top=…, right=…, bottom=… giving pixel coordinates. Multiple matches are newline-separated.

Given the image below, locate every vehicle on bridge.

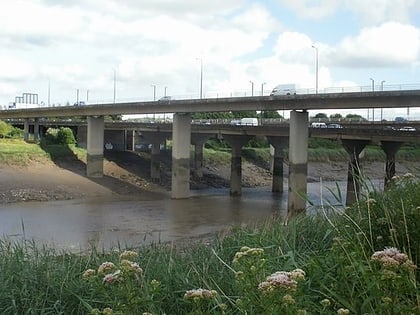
left=399, top=126, right=416, bottom=132
left=311, top=122, right=327, bottom=128
left=270, top=84, right=297, bottom=96
left=230, top=118, right=259, bottom=126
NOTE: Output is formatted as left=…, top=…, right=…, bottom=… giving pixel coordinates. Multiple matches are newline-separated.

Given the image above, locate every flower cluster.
left=184, top=288, right=218, bottom=301
left=103, top=270, right=122, bottom=284
left=98, top=262, right=116, bottom=274
left=232, top=246, right=264, bottom=264
left=371, top=247, right=416, bottom=271
left=90, top=307, right=113, bottom=314
left=258, top=269, right=305, bottom=293
left=119, top=250, right=138, bottom=260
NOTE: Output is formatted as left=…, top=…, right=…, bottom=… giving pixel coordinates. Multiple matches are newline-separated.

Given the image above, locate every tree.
left=0, top=121, right=12, bottom=138
left=231, top=111, right=258, bottom=118
left=313, top=113, right=328, bottom=119
left=330, top=113, right=343, bottom=119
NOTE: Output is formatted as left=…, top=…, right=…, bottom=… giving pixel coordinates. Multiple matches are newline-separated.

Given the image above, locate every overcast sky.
left=1, top=0, right=420, bottom=119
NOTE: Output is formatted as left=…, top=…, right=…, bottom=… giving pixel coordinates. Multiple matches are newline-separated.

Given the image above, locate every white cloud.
left=344, top=0, right=419, bottom=25
left=278, top=0, right=340, bottom=19
left=330, top=22, right=420, bottom=67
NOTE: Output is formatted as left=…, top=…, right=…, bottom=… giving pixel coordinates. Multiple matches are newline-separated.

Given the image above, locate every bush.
left=43, top=127, right=76, bottom=145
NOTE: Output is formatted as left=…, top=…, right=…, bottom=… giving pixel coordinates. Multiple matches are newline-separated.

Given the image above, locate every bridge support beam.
left=341, top=139, right=369, bottom=206
left=141, top=131, right=169, bottom=182
left=171, top=113, right=191, bottom=199
left=87, top=116, right=104, bottom=178
left=223, top=135, right=252, bottom=196
left=191, top=134, right=212, bottom=178
left=267, top=137, right=288, bottom=193
left=381, top=141, right=403, bottom=187
left=288, top=110, right=309, bottom=215
left=33, top=118, right=40, bottom=141
left=23, top=119, right=29, bottom=141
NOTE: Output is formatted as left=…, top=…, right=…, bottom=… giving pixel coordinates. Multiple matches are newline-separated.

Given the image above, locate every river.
left=0, top=180, right=377, bottom=251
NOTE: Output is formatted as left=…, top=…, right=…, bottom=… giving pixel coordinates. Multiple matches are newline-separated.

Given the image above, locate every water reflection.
left=0, top=180, right=379, bottom=251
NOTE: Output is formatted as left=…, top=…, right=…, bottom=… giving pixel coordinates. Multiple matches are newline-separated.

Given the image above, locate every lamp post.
left=151, top=84, right=156, bottom=101
left=76, top=89, right=79, bottom=105
left=312, top=45, right=319, bottom=94
left=47, top=80, right=51, bottom=106
left=249, top=80, right=254, bottom=96
left=86, top=89, right=89, bottom=102
left=261, top=82, right=266, bottom=96
left=370, top=78, right=375, bottom=91
left=370, top=78, right=375, bottom=121
left=164, top=86, right=168, bottom=97
left=113, top=69, right=116, bottom=104
left=196, top=58, right=203, bottom=99
left=380, top=80, right=385, bottom=121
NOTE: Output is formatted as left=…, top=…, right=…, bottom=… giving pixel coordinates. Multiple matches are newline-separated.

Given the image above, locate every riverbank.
left=1, top=148, right=419, bottom=204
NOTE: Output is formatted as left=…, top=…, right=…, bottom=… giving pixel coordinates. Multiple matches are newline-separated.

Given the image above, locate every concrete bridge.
left=2, top=90, right=420, bottom=216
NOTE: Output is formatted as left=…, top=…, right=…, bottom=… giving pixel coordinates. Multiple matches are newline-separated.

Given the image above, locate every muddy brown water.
left=0, top=181, right=378, bottom=251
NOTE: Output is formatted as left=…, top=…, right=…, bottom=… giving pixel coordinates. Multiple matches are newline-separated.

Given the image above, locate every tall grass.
left=0, top=175, right=419, bottom=314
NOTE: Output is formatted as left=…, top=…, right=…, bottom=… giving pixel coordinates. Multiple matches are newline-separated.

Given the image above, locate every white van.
left=311, top=122, right=327, bottom=128
left=240, top=118, right=258, bottom=126
left=270, top=84, right=297, bottom=96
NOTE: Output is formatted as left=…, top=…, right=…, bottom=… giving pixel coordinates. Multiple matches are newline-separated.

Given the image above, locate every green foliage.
left=192, top=112, right=233, bottom=120
left=330, top=113, right=343, bottom=119
left=0, top=121, right=22, bottom=138
left=231, top=111, right=257, bottom=119
left=43, top=127, right=76, bottom=145
left=260, top=110, right=281, bottom=118
left=313, top=112, right=328, bottom=119
left=309, top=138, right=341, bottom=149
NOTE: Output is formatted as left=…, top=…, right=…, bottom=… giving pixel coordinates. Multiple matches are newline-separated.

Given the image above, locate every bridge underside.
left=17, top=116, right=408, bottom=215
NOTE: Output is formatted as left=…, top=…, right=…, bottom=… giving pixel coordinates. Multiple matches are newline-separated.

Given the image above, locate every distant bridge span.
left=2, top=90, right=420, bottom=216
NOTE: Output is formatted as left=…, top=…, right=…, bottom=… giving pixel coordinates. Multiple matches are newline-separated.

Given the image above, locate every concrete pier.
left=223, top=135, right=252, bottom=196
left=33, top=118, right=40, bottom=141
left=87, top=116, right=105, bottom=178
left=341, top=139, right=369, bottom=205
left=287, top=110, right=309, bottom=215
left=267, top=136, right=288, bottom=193
left=381, top=141, right=403, bottom=186
left=23, top=119, right=29, bottom=141
left=171, top=113, right=191, bottom=199
left=191, top=134, right=211, bottom=178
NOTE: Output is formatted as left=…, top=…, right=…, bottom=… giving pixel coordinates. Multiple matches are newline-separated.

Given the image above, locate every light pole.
left=249, top=80, right=254, bottom=96
left=76, top=89, right=79, bottom=105
left=164, top=86, right=168, bottom=97
left=113, top=69, right=116, bottom=104
left=312, top=45, right=319, bottom=94
left=380, top=80, right=385, bottom=121
left=370, top=78, right=375, bottom=121
left=151, top=84, right=156, bottom=121
left=196, top=58, right=203, bottom=99
left=261, top=82, right=266, bottom=96
left=86, top=89, right=89, bottom=102
left=370, top=78, right=375, bottom=91
left=47, top=80, right=51, bottom=106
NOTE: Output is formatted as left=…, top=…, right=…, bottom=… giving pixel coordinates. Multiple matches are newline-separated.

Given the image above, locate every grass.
left=0, top=175, right=419, bottom=314
left=0, top=138, right=420, bottom=313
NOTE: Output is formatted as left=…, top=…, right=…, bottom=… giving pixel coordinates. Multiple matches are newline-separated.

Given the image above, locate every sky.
left=1, top=0, right=420, bottom=119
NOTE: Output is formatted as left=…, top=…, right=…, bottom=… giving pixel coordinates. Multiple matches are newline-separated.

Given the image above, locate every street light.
left=151, top=84, right=156, bottom=101
left=370, top=78, right=375, bottom=91
left=196, top=58, right=203, bottom=99
left=312, top=45, right=319, bottom=94
left=164, top=86, right=168, bottom=97
left=113, top=69, right=116, bottom=104
left=381, top=80, right=385, bottom=91
left=151, top=84, right=156, bottom=121
left=249, top=80, right=254, bottom=96
left=261, top=82, right=266, bottom=96
left=86, top=89, right=89, bottom=102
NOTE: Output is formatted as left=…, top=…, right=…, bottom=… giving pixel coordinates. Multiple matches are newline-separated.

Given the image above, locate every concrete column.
left=171, top=113, right=191, bottom=199
left=341, top=139, right=369, bottom=205
left=87, top=116, right=104, bottom=178
left=150, top=141, right=161, bottom=182
left=33, top=118, right=40, bottom=141
left=23, top=118, right=29, bottom=141
left=381, top=141, right=403, bottom=187
left=223, top=135, right=252, bottom=196
left=267, top=136, right=288, bottom=193
left=288, top=110, right=309, bottom=215
left=191, top=134, right=212, bottom=178
left=76, top=125, right=87, bottom=149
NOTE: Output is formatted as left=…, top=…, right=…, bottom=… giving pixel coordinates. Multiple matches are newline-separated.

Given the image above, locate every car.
left=327, top=123, right=343, bottom=129
left=158, top=96, right=172, bottom=102
left=74, top=101, right=86, bottom=106
left=311, top=122, right=327, bottom=128
left=399, top=126, right=416, bottom=132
